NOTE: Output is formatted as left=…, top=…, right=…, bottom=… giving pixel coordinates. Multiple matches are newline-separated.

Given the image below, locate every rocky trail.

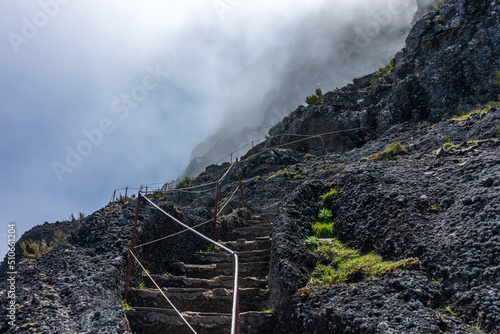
left=125, top=213, right=276, bottom=334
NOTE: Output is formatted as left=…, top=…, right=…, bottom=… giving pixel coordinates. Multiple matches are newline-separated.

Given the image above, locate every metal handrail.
left=125, top=192, right=240, bottom=334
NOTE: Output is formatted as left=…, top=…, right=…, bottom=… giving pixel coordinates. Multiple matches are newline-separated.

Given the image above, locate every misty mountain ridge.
left=182, top=0, right=438, bottom=179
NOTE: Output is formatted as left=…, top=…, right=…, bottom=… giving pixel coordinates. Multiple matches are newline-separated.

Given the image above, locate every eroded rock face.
left=0, top=201, right=140, bottom=333
left=268, top=0, right=500, bottom=153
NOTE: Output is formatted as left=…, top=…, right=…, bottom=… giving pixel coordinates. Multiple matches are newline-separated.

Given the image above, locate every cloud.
left=0, top=0, right=329, bottom=256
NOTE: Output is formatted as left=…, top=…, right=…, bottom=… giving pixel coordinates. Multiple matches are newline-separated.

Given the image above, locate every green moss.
left=266, top=171, right=304, bottom=181
left=319, top=189, right=338, bottom=205
left=308, top=239, right=420, bottom=286
left=368, top=142, right=408, bottom=161
left=304, top=153, right=316, bottom=160
left=437, top=0, right=447, bottom=9
left=442, top=140, right=455, bottom=151
left=451, top=102, right=498, bottom=122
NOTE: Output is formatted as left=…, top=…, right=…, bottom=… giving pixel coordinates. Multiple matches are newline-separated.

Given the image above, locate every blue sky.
left=0, top=0, right=328, bottom=256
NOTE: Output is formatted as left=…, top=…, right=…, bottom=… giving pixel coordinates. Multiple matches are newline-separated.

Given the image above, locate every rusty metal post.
left=124, top=192, right=142, bottom=300
left=112, top=189, right=116, bottom=203
left=318, top=135, right=328, bottom=156
left=125, top=187, right=128, bottom=200
left=236, top=159, right=245, bottom=208
left=213, top=182, right=220, bottom=240
left=230, top=153, right=233, bottom=162
left=145, top=186, right=148, bottom=195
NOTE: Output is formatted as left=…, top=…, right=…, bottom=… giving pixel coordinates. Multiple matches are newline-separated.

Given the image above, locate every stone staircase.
left=125, top=213, right=276, bottom=334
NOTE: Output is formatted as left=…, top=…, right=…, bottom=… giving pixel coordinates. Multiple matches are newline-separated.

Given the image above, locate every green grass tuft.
left=442, top=140, right=455, bottom=151
left=368, top=142, right=408, bottom=161
left=369, top=59, right=394, bottom=84
left=319, top=189, right=338, bottom=205
left=20, top=229, right=67, bottom=259
left=311, top=222, right=333, bottom=238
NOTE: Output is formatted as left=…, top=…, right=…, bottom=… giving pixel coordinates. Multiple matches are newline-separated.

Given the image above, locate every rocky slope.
left=1, top=0, right=500, bottom=333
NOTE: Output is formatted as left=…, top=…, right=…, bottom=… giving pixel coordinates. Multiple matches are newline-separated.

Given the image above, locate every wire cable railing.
left=124, top=192, right=241, bottom=334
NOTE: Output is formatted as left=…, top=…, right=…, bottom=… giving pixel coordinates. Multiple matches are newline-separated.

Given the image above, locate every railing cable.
left=128, top=250, right=198, bottom=334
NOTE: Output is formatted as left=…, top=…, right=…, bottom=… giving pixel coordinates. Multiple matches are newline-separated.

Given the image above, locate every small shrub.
left=319, top=189, right=338, bottom=205
left=121, top=300, right=131, bottom=309
left=118, top=194, right=130, bottom=204
left=176, top=177, right=195, bottom=189
left=20, top=240, right=48, bottom=259
left=51, top=229, right=66, bottom=248
left=318, top=208, right=333, bottom=223
left=78, top=212, right=85, bottom=220
left=305, top=236, right=320, bottom=251
left=206, top=244, right=220, bottom=253
left=137, top=280, right=147, bottom=290
left=446, top=306, right=457, bottom=317
left=368, top=142, right=408, bottom=161
left=305, top=88, right=324, bottom=106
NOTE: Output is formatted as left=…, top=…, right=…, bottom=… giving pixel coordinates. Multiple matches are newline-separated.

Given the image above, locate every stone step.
left=232, top=225, right=273, bottom=239
left=244, top=219, right=272, bottom=225
left=126, top=308, right=276, bottom=334
left=219, top=237, right=272, bottom=253
left=191, top=249, right=270, bottom=265
left=145, top=275, right=267, bottom=290
left=252, top=213, right=276, bottom=221
left=171, top=261, right=269, bottom=280
left=127, top=287, right=268, bottom=313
